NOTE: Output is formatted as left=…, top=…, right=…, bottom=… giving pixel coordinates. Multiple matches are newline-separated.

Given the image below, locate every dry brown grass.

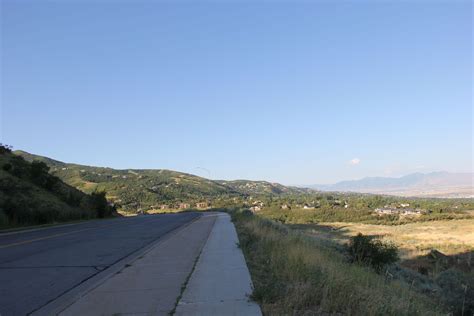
left=80, top=181, right=98, bottom=191
left=301, top=219, right=474, bottom=259
left=232, top=211, right=443, bottom=315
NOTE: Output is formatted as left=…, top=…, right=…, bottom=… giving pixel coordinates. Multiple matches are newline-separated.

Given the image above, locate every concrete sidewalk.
left=53, top=212, right=261, bottom=316
left=175, top=213, right=262, bottom=316
left=57, top=214, right=216, bottom=315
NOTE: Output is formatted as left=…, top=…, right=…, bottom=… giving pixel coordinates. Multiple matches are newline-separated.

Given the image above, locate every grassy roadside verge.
left=230, top=209, right=443, bottom=315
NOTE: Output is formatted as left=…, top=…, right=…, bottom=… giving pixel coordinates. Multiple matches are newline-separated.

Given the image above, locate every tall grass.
left=231, top=210, right=443, bottom=315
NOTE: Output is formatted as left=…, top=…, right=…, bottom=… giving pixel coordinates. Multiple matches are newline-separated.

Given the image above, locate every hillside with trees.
left=12, top=150, right=474, bottom=219
left=14, top=150, right=312, bottom=213
left=0, top=145, right=115, bottom=228
left=215, top=179, right=312, bottom=195
left=14, top=150, right=238, bottom=212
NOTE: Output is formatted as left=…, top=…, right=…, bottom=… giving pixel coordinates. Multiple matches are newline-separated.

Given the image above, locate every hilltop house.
left=196, top=202, right=209, bottom=209
left=252, top=201, right=264, bottom=207
left=178, top=203, right=191, bottom=209
left=250, top=206, right=262, bottom=212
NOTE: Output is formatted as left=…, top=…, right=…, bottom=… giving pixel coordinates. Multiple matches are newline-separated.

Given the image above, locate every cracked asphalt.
left=0, top=213, right=199, bottom=316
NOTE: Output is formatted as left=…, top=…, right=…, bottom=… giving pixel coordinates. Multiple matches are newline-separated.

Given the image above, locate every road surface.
left=0, top=213, right=199, bottom=315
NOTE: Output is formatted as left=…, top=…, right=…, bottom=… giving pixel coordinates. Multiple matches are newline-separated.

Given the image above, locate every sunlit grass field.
left=231, top=210, right=444, bottom=315
left=296, top=219, right=474, bottom=258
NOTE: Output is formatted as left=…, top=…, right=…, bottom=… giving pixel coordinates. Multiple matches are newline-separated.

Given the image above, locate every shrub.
left=241, top=209, right=254, bottom=217
left=2, top=197, right=32, bottom=224
left=43, top=175, right=59, bottom=191
left=28, top=161, right=60, bottom=190
left=2, top=163, right=12, bottom=172
left=89, top=191, right=112, bottom=218
left=436, top=269, right=474, bottom=316
left=10, top=156, right=27, bottom=178
left=63, top=191, right=82, bottom=207
left=347, top=233, right=399, bottom=272
left=0, top=209, right=9, bottom=227
left=30, top=160, right=49, bottom=179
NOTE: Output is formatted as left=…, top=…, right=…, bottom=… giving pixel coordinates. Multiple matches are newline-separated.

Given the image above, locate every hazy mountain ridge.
left=310, top=172, right=473, bottom=197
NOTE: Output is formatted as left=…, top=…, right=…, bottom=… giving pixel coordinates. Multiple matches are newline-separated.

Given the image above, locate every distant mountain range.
left=309, top=172, right=473, bottom=198
left=14, top=150, right=312, bottom=212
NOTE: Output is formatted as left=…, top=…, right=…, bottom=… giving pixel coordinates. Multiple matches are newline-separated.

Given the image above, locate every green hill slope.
left=215, top=179, right=312, bottom=195
left=14, top=150, right=312, bottom=212
left=1, top=147, right=115, bottom=228
left=14, top=151, right=241, bottom=211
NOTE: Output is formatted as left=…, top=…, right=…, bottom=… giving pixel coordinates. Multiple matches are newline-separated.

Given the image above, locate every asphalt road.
left=0, top=213, right=200, bottom=316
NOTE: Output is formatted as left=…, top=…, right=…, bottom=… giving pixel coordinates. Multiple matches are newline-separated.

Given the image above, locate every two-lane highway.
left=0, top=213, right=200, bottom=315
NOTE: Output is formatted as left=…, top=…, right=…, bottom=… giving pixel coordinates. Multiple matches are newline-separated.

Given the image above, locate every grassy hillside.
left=0, top=146, right=115, bottom=228
left=237, top=205, right=474, bottom=315
left=15, top=150, right=240, bottom=211
left=231, top=209, right=445, bottom=315
left=14, top=150, right=312, bottom=212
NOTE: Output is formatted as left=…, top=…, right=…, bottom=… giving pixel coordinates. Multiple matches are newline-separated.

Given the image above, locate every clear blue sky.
left=1, top=1, right=472, bottom=184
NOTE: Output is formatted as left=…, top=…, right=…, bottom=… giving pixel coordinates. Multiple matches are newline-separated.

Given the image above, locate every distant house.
left=400, top=209, right=423, bottom=216
left=375, top=208, right=398, bottom=215
left=303, top=205, right=315, bottom=210
left=196, top=202, right=209, bottom=209
left=252, top=201, right=264, bottom=207
left=160, top=204, right=169, bottom=210
left=281, top=204, right=290, bottom=210
left=178, top=203, right=191, bottom=209
left=250, top=206, right=262, bottom=212
left=400, top=203, right=410, bottom=208
left=375, top=207, right=424, bottom=216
